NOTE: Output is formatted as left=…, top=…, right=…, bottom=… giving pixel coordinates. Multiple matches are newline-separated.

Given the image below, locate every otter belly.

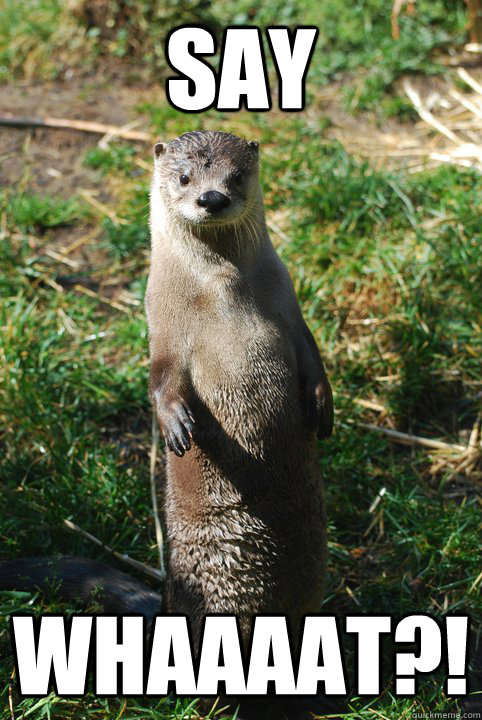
left=190, top=318, right=302, bottom=455
left=166, top=483, right=326, bottom=644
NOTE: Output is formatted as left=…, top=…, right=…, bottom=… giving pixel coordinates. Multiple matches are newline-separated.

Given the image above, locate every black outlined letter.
left=296, top=616, right=346, bottom=695
left=246, top=617, right=296, bottom=693
left=12, top=616, right=92, bottom=696
left=196, top=616, right=246, bottom=695
left=345, top=615, right=391, bottom=695
left=445, top=615, right=469, bottom=696
left=217, top=28, right=270, bottom=111
left=146, top=616, right=196, bottom=695
left=267, top=27, right=318, bottom=110
left=95, top=616, right=143, bottom=694
left=395, top=615, right=442, bottom=695
left=166, top=27, right=216, bottom=112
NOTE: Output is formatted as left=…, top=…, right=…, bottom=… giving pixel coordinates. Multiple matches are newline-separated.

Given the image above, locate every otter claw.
left=157, top=396, right=195, bottom=456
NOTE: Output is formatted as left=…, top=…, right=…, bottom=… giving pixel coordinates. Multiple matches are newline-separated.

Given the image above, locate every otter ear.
left=248, top=141, right=259, bottom=152
left=153, top=142, right=165, bottom=159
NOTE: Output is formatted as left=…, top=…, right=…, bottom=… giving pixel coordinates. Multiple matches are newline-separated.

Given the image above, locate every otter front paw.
left=300, top=368, right=334, bottom=440
left=155, top=394, right=195, bottom=457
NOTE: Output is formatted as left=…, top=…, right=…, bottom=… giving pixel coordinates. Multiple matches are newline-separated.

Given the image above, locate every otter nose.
left=197, top=190, right=231, bottom=213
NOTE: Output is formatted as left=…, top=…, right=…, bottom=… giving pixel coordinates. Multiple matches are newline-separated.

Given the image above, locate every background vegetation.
left=0, top=0, right=481, bottom=718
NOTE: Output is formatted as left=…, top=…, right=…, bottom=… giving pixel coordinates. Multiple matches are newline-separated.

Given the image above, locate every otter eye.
left=179, top=174, right=190, bottom=186
left=233, top=171, right=242, bottom=184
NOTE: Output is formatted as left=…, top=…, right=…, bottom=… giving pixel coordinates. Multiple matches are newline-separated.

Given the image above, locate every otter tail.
left=0, top=557, right=163, bottom=624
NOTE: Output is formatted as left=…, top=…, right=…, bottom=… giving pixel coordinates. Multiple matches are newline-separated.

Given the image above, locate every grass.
left=1, top=109, right=481, bottom=718
left=1, top=0, right=482, bottom=718
left=0, top=0, right=470, bottom=112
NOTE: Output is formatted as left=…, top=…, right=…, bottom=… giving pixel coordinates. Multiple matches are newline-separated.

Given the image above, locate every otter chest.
left=189, top=299, right=296, bottom=434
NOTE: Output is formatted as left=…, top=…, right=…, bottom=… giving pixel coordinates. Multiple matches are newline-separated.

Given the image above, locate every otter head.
left=152, top=131, right=260, bottom=230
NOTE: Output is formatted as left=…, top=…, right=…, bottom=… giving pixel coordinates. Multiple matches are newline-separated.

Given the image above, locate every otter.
left=147, top=130, right=333, bottom=647
left=0, top=130, right=334, bottom=719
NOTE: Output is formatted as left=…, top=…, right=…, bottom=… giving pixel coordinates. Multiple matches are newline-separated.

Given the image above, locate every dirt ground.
left=0, top=78, right=159, bottom=196
left=2, top=61, right=481, bottom=197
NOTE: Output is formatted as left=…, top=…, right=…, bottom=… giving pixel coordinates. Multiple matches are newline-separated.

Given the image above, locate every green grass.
left=0, top=191, right=85, bottom=234
left=222, top=0, right=467, bottom=110
left=1, top=105, right=481, bottom=719
left=0, top=0, right=469, bottom=111
left=1, top=0, right=482, bottom=716
left=0, top=0, right=92, bottom=83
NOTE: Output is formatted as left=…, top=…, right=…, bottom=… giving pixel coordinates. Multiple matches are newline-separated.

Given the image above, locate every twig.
left=360, top=423, right=466, bottom=452
left=0, top=114, right=151, bottom=142
left=63, top=519, right=165, bottom=583
left=430, top=153, right=481, bottom=171
left=445, top=450, right=480, bottom=482
left=150, top=412, right=166, bottom=579
left=369, top=486, right=387, bottom=514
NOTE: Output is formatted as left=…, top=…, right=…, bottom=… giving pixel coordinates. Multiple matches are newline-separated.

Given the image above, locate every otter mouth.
left=189, top=212, right=244, bottom=228
left=186, top=209, right=263, bottom=254
left=197, top=216, right=236, bottom=227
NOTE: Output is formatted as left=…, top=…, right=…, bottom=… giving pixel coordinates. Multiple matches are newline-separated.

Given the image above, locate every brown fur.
left=146, top=130, right=333, bottom=650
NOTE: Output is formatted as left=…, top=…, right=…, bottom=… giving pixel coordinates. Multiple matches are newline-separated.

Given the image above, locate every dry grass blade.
left=267, top=218, right=291, bottom=244
left=403, top=80, right=463, bottom=145
left=134, top=157, right=152, bottom=171
left=391, top=0, right=415, bottom=40
left=354, top=398, right=388, bottom=413
left=44, top=247, right=81, bottom=269
left=98, top=119, right=145, bottom=149
left=333, top=74, right=482, bottom=174
left=78, top=189, right=127, bottom=226
left=458, top=67, right=482, bottom=96
left=469, top=410, right=482, bottom=450
left=8, top=670, right=15, bottom=720
left=150, top=412, right=166, bottom=580
left=73, top=284, right=131, bottom=313
left=361, top=413, right=482, bottom=483
left=448, top=88, right=482, bottom=120
left=61, top=227, right=100, bottom=256
left=469, top=570, right=482, bottom=593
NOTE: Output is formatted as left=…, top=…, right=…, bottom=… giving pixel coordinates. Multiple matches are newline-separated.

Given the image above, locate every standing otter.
left=147, top=130, right=333, bottom=648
